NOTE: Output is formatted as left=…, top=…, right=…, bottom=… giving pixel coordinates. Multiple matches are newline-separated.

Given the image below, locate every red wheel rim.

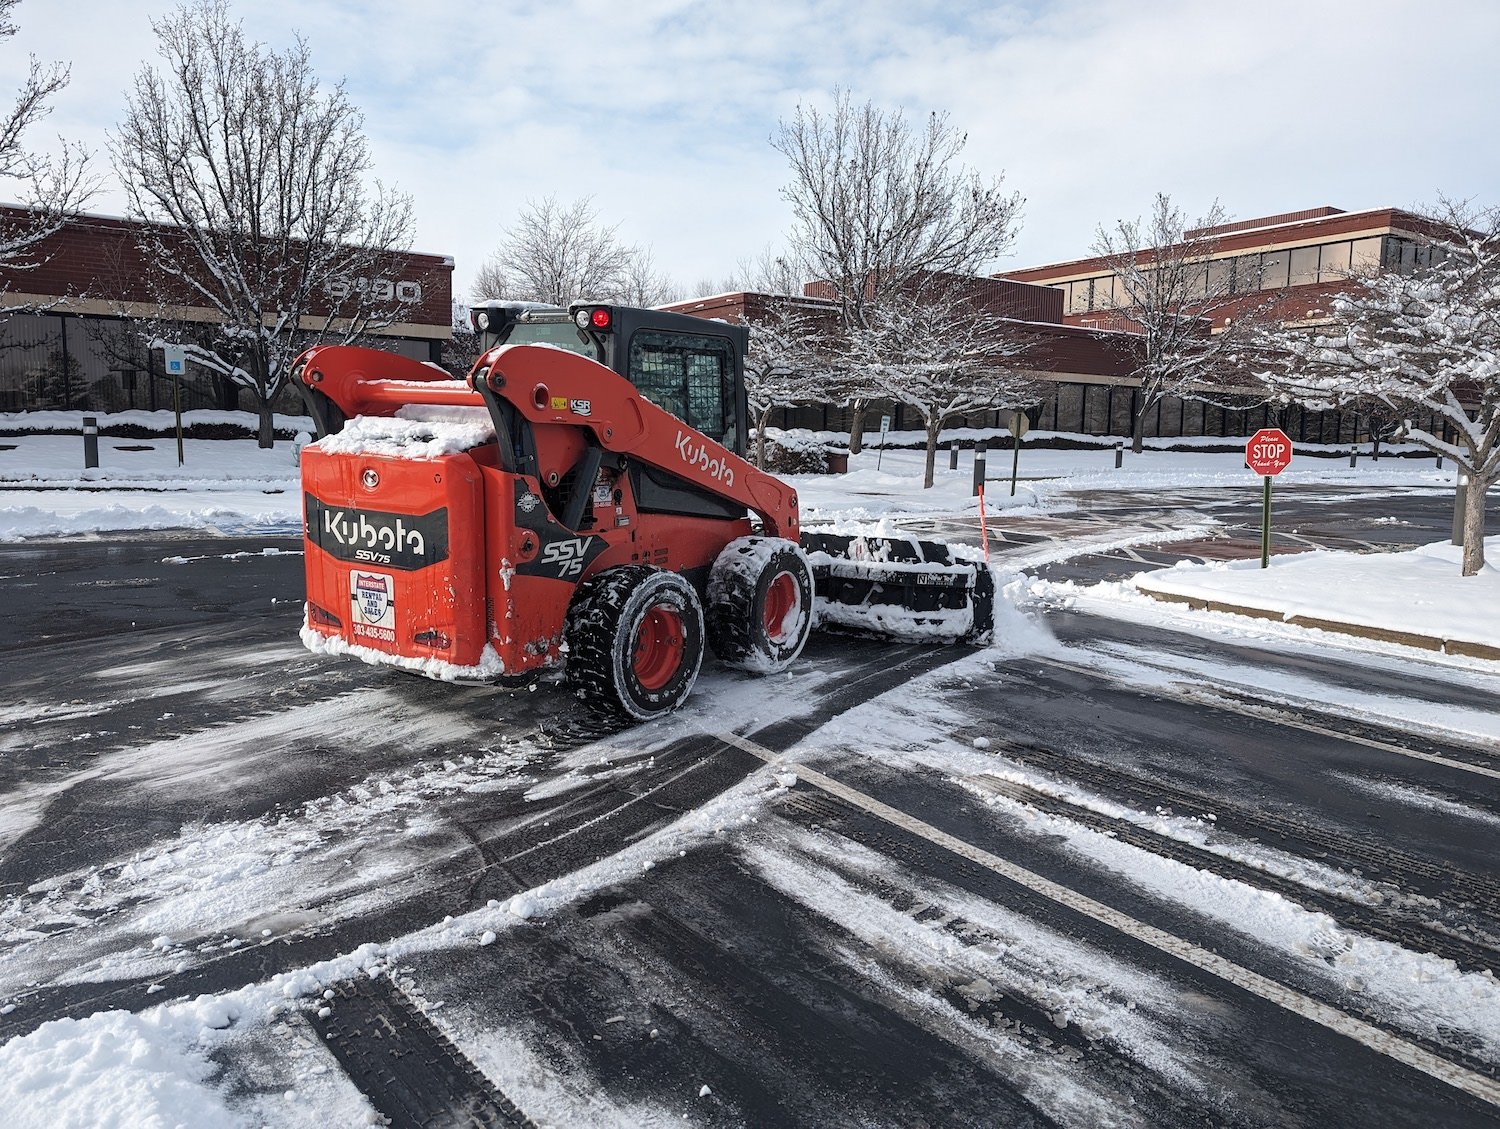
left=632, top=604, right=685, bottom=691
left=763, top=572, right=799, bottom=643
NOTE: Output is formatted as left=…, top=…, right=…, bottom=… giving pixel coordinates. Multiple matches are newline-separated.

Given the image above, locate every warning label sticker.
left=350, top=571, right=397, bottom=643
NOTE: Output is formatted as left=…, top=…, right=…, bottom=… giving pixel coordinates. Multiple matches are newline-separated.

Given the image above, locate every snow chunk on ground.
left=0, top=1006, right=241, bottom=1129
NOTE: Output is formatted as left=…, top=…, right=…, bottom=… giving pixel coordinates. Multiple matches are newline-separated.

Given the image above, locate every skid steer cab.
left=295, top=301, right=993, bottom=722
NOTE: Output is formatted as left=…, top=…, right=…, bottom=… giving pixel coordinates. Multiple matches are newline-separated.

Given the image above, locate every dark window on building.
left=1317, top=241, right=1351, bottom=281
left=1234, top=254, right=1263, bottom=293
left=1206, top=259, right=1232, bottom=297
left=1288, top=246, right=1319, bottom=286
left=1350, top=237, right=1382, bottom=273
left=1384, top=237, right=1419, bottom=273
left=1260, top=250, right=1290, bottom=290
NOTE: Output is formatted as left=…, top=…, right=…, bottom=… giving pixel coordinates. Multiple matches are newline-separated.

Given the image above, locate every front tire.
left=707, top=536, right=814, bottom=673
left=565, top=566, right=705, bottom=721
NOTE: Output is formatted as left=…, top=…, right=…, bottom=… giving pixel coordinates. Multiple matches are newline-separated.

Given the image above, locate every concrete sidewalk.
left=1135, top=585, right=1500, bottom=662
left=1122, top=526, right=1500, bottom=663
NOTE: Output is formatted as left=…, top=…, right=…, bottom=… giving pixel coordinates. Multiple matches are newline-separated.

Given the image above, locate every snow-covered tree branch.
left=849, top=282, right=1039, bottom=487
left=1092, top=193, right=1270, bottom=453
left=475, top=196, right=676, bottom=308
left=0, top=0, right=95, bottom=291
left=774, top=90, right=1022, bottom=453
left=742, top=298, right=833, bottom=469
left=1254, top=197, right=1500, bottom=575
left=111, top=0, right=416, bottom=447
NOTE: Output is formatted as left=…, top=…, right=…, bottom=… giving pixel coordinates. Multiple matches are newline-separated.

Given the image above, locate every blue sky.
left=5, top=0, right=1500, bottom=301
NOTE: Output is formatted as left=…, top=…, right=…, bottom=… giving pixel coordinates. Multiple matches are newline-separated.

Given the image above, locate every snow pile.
left=0, top=1003, right=244, bottom=1129
left=311, top=405, right=494, bottom=460
left=0, top=408, right=314, bottom=435
left=0, top=501, right=298, bottom=540
left=300, top=621, right=508, bottom=682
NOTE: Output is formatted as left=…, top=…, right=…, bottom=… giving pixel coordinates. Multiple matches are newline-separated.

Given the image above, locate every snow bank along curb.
left=1134, top=583, right=1500, bottom=661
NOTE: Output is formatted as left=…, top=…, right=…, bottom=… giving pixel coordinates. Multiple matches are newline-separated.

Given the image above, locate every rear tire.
left=707, top=536, right=814, bottom=673
left=565, top=566, right=705, bottom=721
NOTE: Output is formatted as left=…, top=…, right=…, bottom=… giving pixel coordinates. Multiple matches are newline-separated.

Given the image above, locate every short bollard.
left=1114, top=442, right=1124, bottom=469
left=83, top=415, right=99, bottom=469
left=949, top=442, right=958, bottom=471
left=972, top=443, right=986, bottom=497
left=1453, top=475, right=1469, bottom=546
left=1349, top=448, right=1358, bottom=468
left=1436, top=454, right=1443, bottom=469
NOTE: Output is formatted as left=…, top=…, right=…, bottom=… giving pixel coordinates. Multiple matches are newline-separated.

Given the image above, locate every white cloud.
left=2, top=0, right=1497, bottom=301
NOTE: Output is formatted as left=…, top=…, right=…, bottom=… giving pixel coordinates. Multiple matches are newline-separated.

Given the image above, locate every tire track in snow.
left=709, top=726, right=1500, bottom=1112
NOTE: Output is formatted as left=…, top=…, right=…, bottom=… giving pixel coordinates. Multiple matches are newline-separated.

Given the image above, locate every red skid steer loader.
left=295, top=301, right=993, bottom=721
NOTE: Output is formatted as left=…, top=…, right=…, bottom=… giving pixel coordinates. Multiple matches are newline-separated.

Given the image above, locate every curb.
left=1137, top=587, right=1500, bottom=662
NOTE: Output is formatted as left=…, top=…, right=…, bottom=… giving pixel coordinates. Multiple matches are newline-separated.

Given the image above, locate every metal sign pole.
left=163, top=344, right=188, bottom=466
left=1261, top=474, right=1273, bottom=569
left=1007, top=411, right=1028, bottom=497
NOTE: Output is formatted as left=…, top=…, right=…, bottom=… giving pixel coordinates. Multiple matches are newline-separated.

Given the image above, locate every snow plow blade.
left=800, top=532, right=995, bottom=645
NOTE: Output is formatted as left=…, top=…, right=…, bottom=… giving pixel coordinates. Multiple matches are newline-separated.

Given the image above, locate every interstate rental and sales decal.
left=350, top=571, right=397, bottom=643
left=305, top=495, right=449, bottom=570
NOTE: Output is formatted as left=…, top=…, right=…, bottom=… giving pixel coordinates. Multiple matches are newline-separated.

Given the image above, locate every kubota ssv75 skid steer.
left=295, top=301, right=993, bottom=721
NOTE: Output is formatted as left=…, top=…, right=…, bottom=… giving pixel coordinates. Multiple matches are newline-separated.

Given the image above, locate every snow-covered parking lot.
left=1, top=419, right=1499, bottom=1127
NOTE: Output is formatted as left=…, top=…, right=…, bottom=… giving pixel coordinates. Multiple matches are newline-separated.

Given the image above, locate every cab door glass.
left=627, top=331, right=735, bottom=443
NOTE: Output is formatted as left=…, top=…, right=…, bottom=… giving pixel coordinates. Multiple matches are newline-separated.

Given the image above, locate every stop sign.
left=1246, top=427, right=1293, bottom=476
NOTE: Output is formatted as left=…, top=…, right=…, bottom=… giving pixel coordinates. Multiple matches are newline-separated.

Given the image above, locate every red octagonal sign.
left=1246, top=427, right=1293, bottom=476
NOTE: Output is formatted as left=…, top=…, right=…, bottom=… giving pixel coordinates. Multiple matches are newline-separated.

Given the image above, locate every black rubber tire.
left=706, top=536, right=815, bottom=673
left=564, top=566, right=705, bottom=721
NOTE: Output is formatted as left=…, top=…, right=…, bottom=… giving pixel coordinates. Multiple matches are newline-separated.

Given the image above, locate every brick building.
left=663, top=206, right=1449, bottom=444
left=663, top=278, right=1143, bottom=436
left=997, top=206, right=1449, bottom=443
left=0, top=206, right=454, bottom=414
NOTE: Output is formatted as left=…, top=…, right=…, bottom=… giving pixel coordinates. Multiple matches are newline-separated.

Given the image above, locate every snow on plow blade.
left=800, top=532, right=995, bottom=645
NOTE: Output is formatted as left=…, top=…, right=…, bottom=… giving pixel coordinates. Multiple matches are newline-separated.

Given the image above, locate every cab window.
left=505, top=320, right=601, bottom=361
left=627, top=330, right=737, bottom=444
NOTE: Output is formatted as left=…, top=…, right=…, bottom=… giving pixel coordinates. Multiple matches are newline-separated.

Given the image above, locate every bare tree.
left=774, top=89, right=1023, bottom=452
left=0, top=0, right=94, bottom=289
left=1254, top=197, right=1500, bottom=575
left=1092, top=193, right=1271, bottom=453
left=742, top=298, right=833, bottom=469
left=616, top=247, right=678, bottom=308
left=476, top=195, right=674, bottom=306
left=698, top=244, right=812, bottom=299
left=112, top=0, right=416, bottom=446
left=849, top=283, right=1038, bottom=487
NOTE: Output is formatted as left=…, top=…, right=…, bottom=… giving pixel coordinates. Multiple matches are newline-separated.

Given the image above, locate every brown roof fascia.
left=0, top=205, right=454, bottom=327
left=1001, top=207, right=1433, bottom=284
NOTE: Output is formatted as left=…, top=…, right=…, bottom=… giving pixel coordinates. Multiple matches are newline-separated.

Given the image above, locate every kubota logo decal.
left=305, top=495, right=449, bottom=571
left=675, top=430, right=734, bottom=487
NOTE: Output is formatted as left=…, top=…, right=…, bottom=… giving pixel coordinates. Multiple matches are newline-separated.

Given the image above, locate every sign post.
left=1245, top=427, right=1293, bottom=568
left=163, top=344, right=188, bottom=466
left=1006, top=411, right=1029, bottom=497
left=876, top=414, right=891, bottom=470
